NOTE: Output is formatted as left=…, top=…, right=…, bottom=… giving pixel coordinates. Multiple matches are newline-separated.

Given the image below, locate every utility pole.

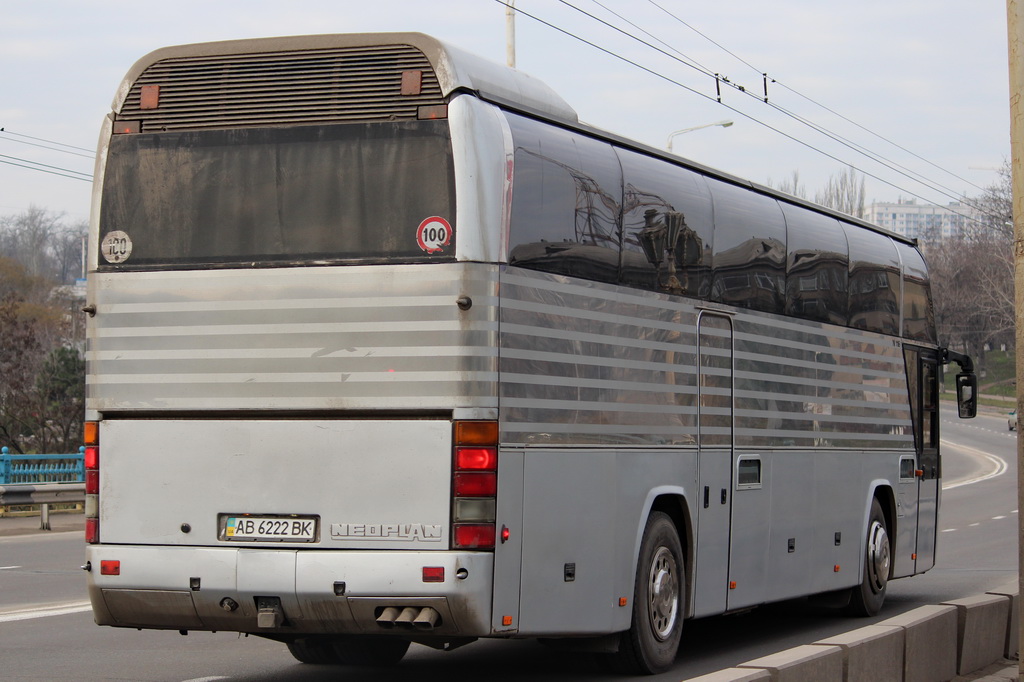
left=506, top=0, right=516, bottom=68
left=1007, top=1, right=1024, bottom=677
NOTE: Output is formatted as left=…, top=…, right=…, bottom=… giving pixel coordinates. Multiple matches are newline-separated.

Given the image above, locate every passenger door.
left=897, top=346, right=939, bottom=575
left=691, top=312, right=734, bottom=617
left=913, top=348, right=940, bottom=571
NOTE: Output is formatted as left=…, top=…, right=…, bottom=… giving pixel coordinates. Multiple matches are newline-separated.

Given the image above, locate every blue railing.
left=0, top=446, right=85, bottom=484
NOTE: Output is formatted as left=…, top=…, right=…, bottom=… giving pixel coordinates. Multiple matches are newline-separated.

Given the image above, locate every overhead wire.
left=0, top=128, right=94, bottom=185
left=630, top=0, right=999, bottom=209
left=554, top=0, right=988, bottom=219
left=0, top=128, right=94, bottom=154
left=643, top=0, right=989, bottom=195
left=0, top=153, right=92, bottom=182
left=0, top=134, right=95, bottom=160
left=501, top=0, right=989, bottom=223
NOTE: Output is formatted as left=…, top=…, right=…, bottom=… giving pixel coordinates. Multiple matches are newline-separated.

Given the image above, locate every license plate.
left=221, top=515, right=318, bottom=542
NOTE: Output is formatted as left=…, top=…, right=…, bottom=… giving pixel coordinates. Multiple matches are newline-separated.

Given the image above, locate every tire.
left=847, top=498, right=890, bottom=616
left=605, top=511, right=685, bottom=674
left=286, top=637, right=346, bottom=665
left=333, top=636, right=410, bottom=667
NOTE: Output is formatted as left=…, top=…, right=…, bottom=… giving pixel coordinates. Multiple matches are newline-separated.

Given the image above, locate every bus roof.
left=116, top=32, right=579, bottom=126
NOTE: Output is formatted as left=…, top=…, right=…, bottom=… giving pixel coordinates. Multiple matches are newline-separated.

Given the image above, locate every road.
left=0, top=405, right=1017, bottom=681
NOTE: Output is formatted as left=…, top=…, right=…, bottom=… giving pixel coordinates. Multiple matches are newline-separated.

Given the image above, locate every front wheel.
left=604, top=511, right=685, bottom=674
left=847, top=498, right=890, bottom=616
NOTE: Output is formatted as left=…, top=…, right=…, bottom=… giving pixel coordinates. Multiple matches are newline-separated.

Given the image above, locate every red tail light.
left=85, top=517, right=99, bottom=544
left=456, top=447, right=498, bottom=470
left=453, top=472, right=497, bottom=497
left=84, top=422, right=99, bottom=544
left=454, top=524, right=496, bottom=549
left=452, top=421, right=498, bottom=550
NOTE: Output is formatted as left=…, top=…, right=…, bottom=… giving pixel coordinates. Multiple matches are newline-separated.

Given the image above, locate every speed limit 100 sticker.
left=101, top=231, right=133, bottom=264
left=416, top=217, right=452, bottom=254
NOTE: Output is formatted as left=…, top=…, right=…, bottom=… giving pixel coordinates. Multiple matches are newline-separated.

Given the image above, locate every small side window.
left=899, top=456, right=917, bottom=481
left=736, top=456, right=762, bottom=489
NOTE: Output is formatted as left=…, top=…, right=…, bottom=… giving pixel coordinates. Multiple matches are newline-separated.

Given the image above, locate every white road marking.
left=940, top=440, right=1008, bottom=490
left=993, top=515, right=1007, bottom=520
left=0, top=566, right=21, bottom=570
left=181, top=678, right=230, bottom=682
left=0, top=601, right=92, bottom=623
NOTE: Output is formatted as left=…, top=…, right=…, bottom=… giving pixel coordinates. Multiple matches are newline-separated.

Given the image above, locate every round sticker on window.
left=416, top=217, right=452, bottom=254
left=101, top=231, right=133, bottom=264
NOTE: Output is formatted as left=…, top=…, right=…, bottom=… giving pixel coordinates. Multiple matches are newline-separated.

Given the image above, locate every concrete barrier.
left=876, top=604, right=958, bottom=682
left=987, top=583, right=1020, bottom=660
left=813, top=624, right=904, bottom=681
left=734, top=644, right=843, bottom=682
left=942, top=593, right=1010, bottom=675
left=685, top=589, right=1017, bottom=681
left=684, top=668, right=771, bottom=682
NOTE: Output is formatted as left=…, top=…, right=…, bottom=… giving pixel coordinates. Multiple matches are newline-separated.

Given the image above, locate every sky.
left=0, top=1, right=1011, bottom=226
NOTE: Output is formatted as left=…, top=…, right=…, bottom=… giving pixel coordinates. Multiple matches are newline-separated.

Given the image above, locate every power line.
left=641, top=0, right=989, bottom=195
left=0, top=132, right=95, bottom=160
left=0, top=128, right=93, bottom=154
left=0, top=154, right=92, bottom=182
left=560, top=0, right=978, bottom=208
left=501, top=1, right=997, bottom=225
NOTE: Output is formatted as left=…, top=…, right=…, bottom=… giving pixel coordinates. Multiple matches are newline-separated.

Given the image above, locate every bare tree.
left=0, top=207, right=86, bottom=284
left=51, top=222, right=87, bottom=284
left=814, top=166, right=866, bottom=219
left=766, top=170, right=808, bottom=199
left=926, top=162, right=1014, bottom=360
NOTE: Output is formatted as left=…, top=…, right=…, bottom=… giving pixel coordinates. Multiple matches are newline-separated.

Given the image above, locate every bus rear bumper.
left=85, top=545, right=494, bottom=637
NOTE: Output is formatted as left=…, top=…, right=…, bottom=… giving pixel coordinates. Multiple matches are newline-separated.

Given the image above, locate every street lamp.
left=667, top=120, right=733, bottom=152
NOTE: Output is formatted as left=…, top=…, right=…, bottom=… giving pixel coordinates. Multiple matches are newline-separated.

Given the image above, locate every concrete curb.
left=686, top=585, right=1020, bottom=682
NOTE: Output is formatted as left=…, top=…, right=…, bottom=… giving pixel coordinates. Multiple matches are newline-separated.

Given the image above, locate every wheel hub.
left=866, top=520, right=890, bottom=593
left=647, top=546, right=679, bottom=641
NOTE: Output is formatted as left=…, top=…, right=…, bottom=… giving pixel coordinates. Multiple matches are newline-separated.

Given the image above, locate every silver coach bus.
left=82, top=33, right=977, bottom=674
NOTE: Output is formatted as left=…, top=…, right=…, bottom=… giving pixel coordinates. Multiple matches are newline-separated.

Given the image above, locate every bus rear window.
left=98, top=121, right=456, bottom=268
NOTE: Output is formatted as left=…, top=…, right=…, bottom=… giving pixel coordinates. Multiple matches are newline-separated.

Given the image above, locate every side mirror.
left=955, top=372, right=977, bottom=419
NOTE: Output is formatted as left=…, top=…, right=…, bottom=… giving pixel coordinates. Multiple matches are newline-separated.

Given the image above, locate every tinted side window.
left=846, top=227, right=901, bottom=335
left=616, top=148, right=713, bottom=297
left=706, top=179, right=787, bottom=313
left=896, top=242, right=936, bottom=343
left=506, top=113, right=622, bottom=284
left=781, top=204, right=849, bottom=325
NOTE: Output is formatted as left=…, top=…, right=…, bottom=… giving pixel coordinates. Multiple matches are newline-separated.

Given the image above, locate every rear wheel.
left=605, top=511, right=684, bottom=674
left=847, top=498, right=890, bottom=616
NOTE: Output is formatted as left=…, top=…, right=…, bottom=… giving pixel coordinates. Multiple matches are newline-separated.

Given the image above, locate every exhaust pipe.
left=394, top=607, right=419, bottom=627
left=375, top=606, right=401, bottom=628
left=376, top=606, right=442, bottom=630
left=413, top=607, right=440, bottom=629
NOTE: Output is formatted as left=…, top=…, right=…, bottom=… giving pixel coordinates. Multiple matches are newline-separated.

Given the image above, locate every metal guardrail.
left=0, top=446, right=86, bottom=530
left=0, top=482, right=85, bottom=506
left=0, top=446, right=85, bottom=484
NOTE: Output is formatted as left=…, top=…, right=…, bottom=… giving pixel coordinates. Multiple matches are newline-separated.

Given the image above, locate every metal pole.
left=39, top=503, right=50, bottom=531
left=1007, top=1, right=1024, bottom=676
left=506, top=0, right=516, bottom=68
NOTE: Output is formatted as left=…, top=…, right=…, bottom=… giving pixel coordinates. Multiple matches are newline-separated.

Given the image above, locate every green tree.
left=0, top=293, right=46, bottom=453
left=36, top=346, right=85, bottom=452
